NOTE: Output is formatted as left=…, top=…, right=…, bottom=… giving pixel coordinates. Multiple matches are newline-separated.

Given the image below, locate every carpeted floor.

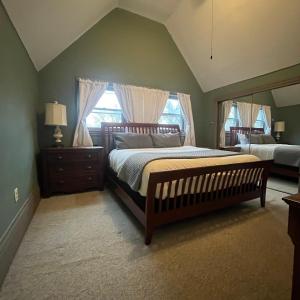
left=267, top=176, right=299, bottom=195
left=0, top=178, right=297, bottom=299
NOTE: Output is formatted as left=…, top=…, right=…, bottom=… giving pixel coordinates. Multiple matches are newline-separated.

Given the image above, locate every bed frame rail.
left=144, top=160, right=272, bottom=244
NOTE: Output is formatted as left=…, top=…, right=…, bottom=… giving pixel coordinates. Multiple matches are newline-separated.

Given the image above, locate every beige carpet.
left=267, top=176, right=299, bottom=195
left=0, top=187, right=294, bottom=300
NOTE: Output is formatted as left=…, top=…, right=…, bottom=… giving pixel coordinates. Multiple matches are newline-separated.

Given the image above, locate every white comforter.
left=109, top=146, right=209, bottom=174
left=236, top=143, right=289, bottom=160
left=109, top=146, right=259, bottom=197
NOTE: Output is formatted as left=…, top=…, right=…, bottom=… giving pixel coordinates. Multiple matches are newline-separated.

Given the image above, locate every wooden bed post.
left=261, top=164, right=271, bottom=207
left=145, top=224, right=154, bottom=245
left=260, top=189, right=266, bottom=208
left=144, top=176, right=157, bottom=245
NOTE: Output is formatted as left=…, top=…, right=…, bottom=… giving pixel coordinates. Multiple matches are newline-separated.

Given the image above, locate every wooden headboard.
left=100, top=122, right=181, bottom=154
left=230, top=126, right=264, bottom=146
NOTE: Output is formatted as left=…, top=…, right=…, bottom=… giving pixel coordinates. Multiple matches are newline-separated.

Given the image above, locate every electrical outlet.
left=14, top=188, right=19, bottom=202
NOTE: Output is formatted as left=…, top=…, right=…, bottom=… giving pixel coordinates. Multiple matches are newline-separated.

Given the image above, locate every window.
left=224, top=103, right=240, bottom=131
left=253, top=107, right=268, bottom=130
left=159, top=98, right=184, bottom=130
left=86, top=90, right=122, bottom=128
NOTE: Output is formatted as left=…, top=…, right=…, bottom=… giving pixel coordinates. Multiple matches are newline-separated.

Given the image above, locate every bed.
left=101, top=122, right=272, bottom=245
left=230, top=126, right=300, bottom=179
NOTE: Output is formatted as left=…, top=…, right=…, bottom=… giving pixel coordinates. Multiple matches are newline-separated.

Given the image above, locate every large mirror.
left=217, top=82, right=300, bottom=189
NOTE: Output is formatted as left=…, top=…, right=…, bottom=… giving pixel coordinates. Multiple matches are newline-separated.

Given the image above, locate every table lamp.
left=45, top=101, right=67, bottom=146
left=274, top=121, right=285, bottom=142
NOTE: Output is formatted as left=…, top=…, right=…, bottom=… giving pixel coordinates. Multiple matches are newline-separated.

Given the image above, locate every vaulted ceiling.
left=3, top=0, right=300, bottom=92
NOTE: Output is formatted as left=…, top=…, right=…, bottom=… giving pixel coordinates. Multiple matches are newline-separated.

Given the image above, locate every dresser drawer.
left=50, top=174, right=99, bottom=193
left=47, top=151, right=99, bottom=163
left=49, top=162, right=99, bottom=177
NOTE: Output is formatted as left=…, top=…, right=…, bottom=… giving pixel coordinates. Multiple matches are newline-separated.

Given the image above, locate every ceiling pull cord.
left=210, top=0, right=214, bottom=60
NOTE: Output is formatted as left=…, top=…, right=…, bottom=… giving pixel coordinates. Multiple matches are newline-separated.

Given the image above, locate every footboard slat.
left=179, top=177, right=187, bottom=208
left=165, top=181, right=172, bottom=211
left=198, top=174, right=206, bottom=203
left=204, top=173, right=212, bottom=202
left=187, top=177, right=194, bottom=205
left=210, top=172, right=218, bottom=201
left=193, top=175, right=201, bottom=203
left=245, top=168, right=255, bottom=192
left=214, top=171, right=223, bottom=200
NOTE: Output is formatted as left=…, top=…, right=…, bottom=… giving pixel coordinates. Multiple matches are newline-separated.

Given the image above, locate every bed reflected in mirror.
left=218, top=82, right=300, bottom=189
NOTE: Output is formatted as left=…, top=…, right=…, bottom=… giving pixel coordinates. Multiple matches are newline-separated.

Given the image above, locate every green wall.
left=38, top=8, right=204, bottom=148
left=0, top=4, right=39, bottom=237
left=202, top=64, right=300, bottom=147
left=276, top=104, right=300, bottom=144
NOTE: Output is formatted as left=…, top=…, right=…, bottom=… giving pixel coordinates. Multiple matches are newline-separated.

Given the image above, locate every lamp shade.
left=45, top=102, right=67, bottom=126
left=274, top=121, right=285, bottom=132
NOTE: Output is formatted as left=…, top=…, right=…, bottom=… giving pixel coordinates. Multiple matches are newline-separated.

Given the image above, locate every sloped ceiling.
left=2, top=0, right=118, bottom=70
left=166, top=0, right=300, bottom=91
left=272, top=84, right=300, bottom=108
left=3, top=0, right=300, bottom=91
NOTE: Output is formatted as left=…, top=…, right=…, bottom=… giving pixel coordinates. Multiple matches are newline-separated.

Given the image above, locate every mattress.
left=109, top=146, right=260, bottom=197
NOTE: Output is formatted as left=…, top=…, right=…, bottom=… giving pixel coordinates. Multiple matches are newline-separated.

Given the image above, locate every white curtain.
left=113, top=83, right=169, bottom=123
left=219, top=100, right=233, bottom=147
left=251, top=103, right=261, bottom=127
left=237, top=102, right=252, bottom=127
left=73, top=78, right=108, bottom=146
left=177, top=93, right=196, bottom=146
left=263, top=105, right=272, bottom=134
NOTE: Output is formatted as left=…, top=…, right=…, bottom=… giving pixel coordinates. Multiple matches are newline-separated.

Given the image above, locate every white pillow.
left=237, top=133, right=249, bottom=145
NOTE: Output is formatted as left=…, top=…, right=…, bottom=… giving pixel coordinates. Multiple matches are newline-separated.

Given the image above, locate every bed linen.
left=109, top=146, right=259, bottom=197
left=237, top=144, right=300, bottom=167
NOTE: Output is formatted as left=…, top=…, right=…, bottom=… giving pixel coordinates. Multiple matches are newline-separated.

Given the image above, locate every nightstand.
left=219, top=146, right=241, bottom=152
left=41, top=147, right=104, bottom=197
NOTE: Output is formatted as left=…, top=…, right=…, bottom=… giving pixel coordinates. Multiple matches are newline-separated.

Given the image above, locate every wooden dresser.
left=41, top=147, right=104, bottom=197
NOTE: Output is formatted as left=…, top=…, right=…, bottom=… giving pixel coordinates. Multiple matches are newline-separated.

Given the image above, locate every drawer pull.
left=87, top=154, right=92, bottom=159
left=58, top=180, right=65, bottom=184
left=58, top=167, right=64, bottom=172
left=57, top=155, right=63, bottom=160
left=87, top=176, right=93, bottom=181
left=86, top=165, right=92, bottom=169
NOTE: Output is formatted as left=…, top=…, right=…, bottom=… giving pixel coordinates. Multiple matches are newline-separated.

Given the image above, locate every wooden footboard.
left=144, top=160, right=272, bottom=244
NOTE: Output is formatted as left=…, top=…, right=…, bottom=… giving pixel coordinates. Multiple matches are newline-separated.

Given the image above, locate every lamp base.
left=53, top=126, right=64, bottom=146
left=275, top=132, right=281, bottom=142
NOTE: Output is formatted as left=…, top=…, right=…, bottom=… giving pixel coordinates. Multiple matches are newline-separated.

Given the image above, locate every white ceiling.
left=3, top=0, right=300, bottom=92
left=2, top=0, right=118, bottom=70
left=166, top=0, right=300, bottom=91
left=118, top=0, right=180, bottom=23
left=272, top=84, right=300, bottom=107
